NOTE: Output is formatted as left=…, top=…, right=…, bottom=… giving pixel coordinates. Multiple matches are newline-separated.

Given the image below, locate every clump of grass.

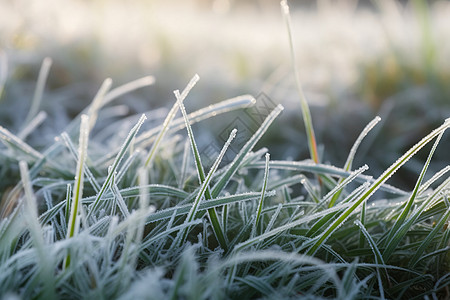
left=0, top=3, right=450, bottom=300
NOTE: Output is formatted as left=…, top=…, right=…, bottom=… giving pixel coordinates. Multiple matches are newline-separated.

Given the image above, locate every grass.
left=1, top=2, right=450, bottom=299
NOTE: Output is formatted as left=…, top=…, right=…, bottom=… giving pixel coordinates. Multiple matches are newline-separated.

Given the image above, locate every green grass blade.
left=409, top=203, right=450, bottom=268
left=25, top=57, right=52, bottom=125
left=354, top=219, right=388, bottom=298
left=281, top=0, right=319, bottom=165
left=19, top=161, right=56, bottom=299
left=307, top=118, right=450, bottom=256
left=253, top=153, right=270, bottom=234
left=389, top=128, right=444, bottom=237
left=0, top=50, right=6, bottom=99
left=65, top=114, right=89, bottom=268
left=234, top=213, right=307, bottom=253
left=87, top=114, right=146, bottom=218
left=144, top=74, right=199, bottom=169
left=175, top=86, right=234, bottom=250
left=248, top=160, right=408, bottom=196
left=211, top=104, right=284, bottom=198
left=329, top=116, right=381, bottom=206
left=60, top=132, right=100, bottom=192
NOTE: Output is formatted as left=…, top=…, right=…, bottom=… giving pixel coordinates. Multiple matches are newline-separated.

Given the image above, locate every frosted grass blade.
left=18, top=111, right=47, bottom=140
left=65, top=115, right=89, bottom=268
left=103, top=76, right=155, bottom=106
left=329, top=116, right=381, bottom=207
left=144, top=74, right=199, bottom=169
left=281, top=0, right=319, bottom=165
left=254, top=153, right=270, bottom=233
left=211, top=105, right=284, bottom=198
left=135, top=95, right=255, bottom=147
left=174, top=86, right=232, bottom=250
left=87, top=114, right=146, bottom=218
left=409, top=202, right=450, bottom=268
left=354, top=219, right=388, bottom=298
left=307, top=118, right=450, bottom=256
left=87, top=78, right=112, bottom=130
left=248, top=160, right=408, bottom=196
left=19, top=161, right=55, bottom=299
left=386, top=129, right=445, bottom=246
left=25, top=57, right=52, bottom=124
left=60, top=132, right=100, bottom=192
left=0, top=126, right=44, bottom=161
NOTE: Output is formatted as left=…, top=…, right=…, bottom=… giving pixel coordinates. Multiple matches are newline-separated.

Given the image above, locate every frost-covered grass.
left=1, top=1, right=450, bottom=299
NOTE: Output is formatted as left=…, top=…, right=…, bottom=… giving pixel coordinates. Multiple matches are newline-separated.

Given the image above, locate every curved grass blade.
left=87, top=114, right=146, bottom=219
left=354, top=220, right=388, bottom=299
left=307, top=118, right=450, bottom=256
left=386, top=128, right=444, bottom=244
left=248, top=160, right=408, bottom=196
left=102, top=76, right=155, bottom=106
left=329, top=116, right=381, bottom=207
left=135, top=95, right=255, bottom=147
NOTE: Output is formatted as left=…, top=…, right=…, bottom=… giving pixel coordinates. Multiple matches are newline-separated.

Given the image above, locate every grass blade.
left=87, top=114, right=146, bottom=218
left=174, top=85, right=231, bottom=250
left=65, top=114, right=89, bottom=268
left=307, top=118, right=450, bottom=256
left=19, top=161, right=55, bottom=299
left=281, top=0, right=319, bottom=165
left=211, top=104, right=284, bottom=198
left=254, top=153, right=270, bottom=234
left=25, top=57, right=52, bottom=125
left=144, top=74, right=199, bottom=169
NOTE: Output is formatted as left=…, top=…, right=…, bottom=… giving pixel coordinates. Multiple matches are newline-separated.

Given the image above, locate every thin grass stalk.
left=281, top=0, right=320, bottom=165
left=254, top=153, right=270, bottom=234
left=354, top=220, right=388, bottom=298
left=25, top=57, right=52, bottom=125
left=87, top=78, right=112, bottom=130
left=65, top=114, right=89, bottom=269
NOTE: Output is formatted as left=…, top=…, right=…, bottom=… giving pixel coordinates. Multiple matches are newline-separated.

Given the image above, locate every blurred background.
left=1, top=0, right=449, bottom=190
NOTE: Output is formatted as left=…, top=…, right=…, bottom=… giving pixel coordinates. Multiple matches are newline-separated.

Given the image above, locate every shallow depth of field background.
left=1, top=0, right=449, bottom=190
